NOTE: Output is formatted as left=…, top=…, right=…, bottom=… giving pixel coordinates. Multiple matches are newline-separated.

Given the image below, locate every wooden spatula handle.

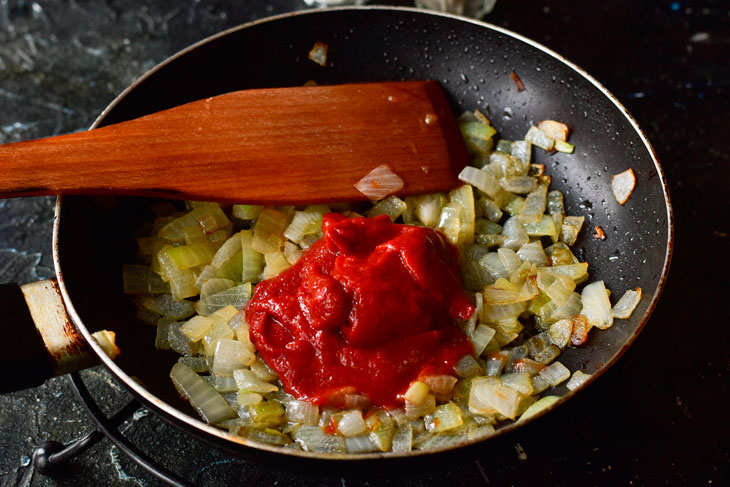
left=0, top=81, right=469, bottom=205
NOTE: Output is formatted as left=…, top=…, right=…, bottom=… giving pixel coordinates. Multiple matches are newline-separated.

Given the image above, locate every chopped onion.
left=612, top=287, right=642, bottom=319
left=405, top=394, right=436, bottom=419
left=308, top=41, right=328, bottom=66
left=472, top=376, right=523, bottom=419
left=170, top=363, right=236, bottom=424
left=566, top=370, right=592, bottom=391
left=549, top=319, right=574, bottom=349
left=502, top=216, right=529, bottom=250
left=233, top=369, right=278, bottom=394
left=424, top=402, right=463, bottom=433
left=293, top=425, right=346, bottom=453
left=365, top=195, right=408, bottom=221
left=391, top=424, right=413, bottom=453
left=354, top=164, right=404, bottom=201
left=404, top=381, right=429, bottom=405
left=337, top=410, right=367, bottom=437
left=524, top=125, right=554, bottom=151
left=92, top=330, right=121, bottom=360
left=213, top=338, right=255, bottom=376
left=345, top=435, right=378, bottom=453
left=202, top=375, right=238, bottom=393
left=611, top=168, right=637, bottom=205
left=537, top=120, right=569, bottom=141
left=459, top=166, right=501, bottom=197
left=538, top=361, right=570, bottom=387
left=286, top=400, right=319, bottom=425
left=581, top=280, right=614, bottom=329
left=517, top=241, right=548, bottom=266
left=180, top=315, right=212, bottom=342
left=518, top=395, right=560, bottom=421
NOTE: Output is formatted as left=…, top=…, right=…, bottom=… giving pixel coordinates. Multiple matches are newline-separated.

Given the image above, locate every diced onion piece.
left=345, top=435, right=378, bottom=453
left=391, top=424, right=413, bottom=453
left=425, top=402, right=463, bottom=433
left=286, top=400, right=319, bottom=425
left=502, top=216, right=529, bottom=250
left=500, top=372, right=534, bottom=395
left=250, top=357, right=278, bottom=382
left=233, top=369, right=279, bottom=394
left=248, top=401, right=285, bottom=428
left=554, top=140, right=574, bottom=153
left=566, top=370, right=592, bottom=391
left=459, top=166, right=501, bottom=197
left=404, top=381, right=429, bottom=405
left=560, top=216, right=585, bottom=246
left=500, top=175, right=538, bottom=194
left=170, top=363, right=236, bottom=424
left=338, top=410, right=367, bottom=437
left=612, top=287, right=642, bottom=319
left=200, top=278, right=234, bottom=299
left=251, top=209, right=287, bottom=254
left=412, top=193, right=447, bottom=227
left=262, top=251, right=291, bottom=279
left=549, top=318, right=574, bottom=349
left=517, top=241, right=548, bottom=266
left=355, top=164, right=404, bottom=201
left=202, top=375, right=238, bottom=393
left=471, top=376, right=523, bottom=420
left=454, top=355, right=483, bottom=378
left=283, top=209, right=325, bottom=244
left=213, top=338, right=256, bottom=376
left=518, top=395, right=560, bottom=422
left=612, top=168, right=637, bottom=205
left=538, top=361, right=571, bottom=386
left=308, top=41, right=328, bottom=66
left=524, top=125, right=555, bottom=151
left=365, top=195, right=408, bottom=221
left=180, top=315, right=213, bottom=342
left=177, top=356, right=208, bottom=374
left=537, top=120, right=569, bottom=141
left=195, top=283, right=252, bottom=316
left=232, top=204, right=263, bottom=220
left=519, top=185, right=548, bottom=222
left=510, top=140, right=531, bottom=164
left=92, top=330, right=121, bottom=360
left=143, top=294, right=196, bottom=320
left=581, top=280, right=614, bottom=329
left=405, top=394, right=436, bottom=419
left=122, top=264, right=170, bottom=294
left=236, top=392, right=263, bottom=406
left=470, top=324, right=496, bottom=356
left=422, top=375, right=458, bottom=395
left=293, top=425, right=346, bottom=453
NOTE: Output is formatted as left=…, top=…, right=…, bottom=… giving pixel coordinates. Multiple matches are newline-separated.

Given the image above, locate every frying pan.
left=2, top=5, right=672, bottom=470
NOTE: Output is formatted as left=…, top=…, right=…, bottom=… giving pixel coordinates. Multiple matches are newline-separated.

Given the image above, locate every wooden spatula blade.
left=0, top=81, right=470, bottom=204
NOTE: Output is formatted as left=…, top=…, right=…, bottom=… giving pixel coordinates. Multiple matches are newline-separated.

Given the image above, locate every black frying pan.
left=7, top=6, right=672, bottom=470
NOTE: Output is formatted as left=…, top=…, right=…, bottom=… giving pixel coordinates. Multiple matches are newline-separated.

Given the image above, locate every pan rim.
left=52, top=5, right=673, bottom=461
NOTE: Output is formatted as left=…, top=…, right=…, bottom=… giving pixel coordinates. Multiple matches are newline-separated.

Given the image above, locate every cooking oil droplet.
left=503, top=107, right=513, bottom=120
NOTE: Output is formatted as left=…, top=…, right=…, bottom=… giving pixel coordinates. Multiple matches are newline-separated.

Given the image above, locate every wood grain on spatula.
left=0, top=81, right=470, bottom=205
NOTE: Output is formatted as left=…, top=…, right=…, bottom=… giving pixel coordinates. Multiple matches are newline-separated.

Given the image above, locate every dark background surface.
left=0, top=1, right=728, bottom=486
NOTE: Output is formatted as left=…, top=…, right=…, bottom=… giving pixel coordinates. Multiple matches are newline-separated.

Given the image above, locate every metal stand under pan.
left=31, top=372, right=193, bottom=487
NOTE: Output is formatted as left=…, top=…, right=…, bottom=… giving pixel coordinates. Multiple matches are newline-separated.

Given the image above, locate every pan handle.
left=0, top=279, right=96, bottom=393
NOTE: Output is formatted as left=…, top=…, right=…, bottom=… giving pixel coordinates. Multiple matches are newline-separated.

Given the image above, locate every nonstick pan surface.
left=52, top=6, right=672, bottom=466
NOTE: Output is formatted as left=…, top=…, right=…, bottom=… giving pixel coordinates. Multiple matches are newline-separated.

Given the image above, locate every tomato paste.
left=245, top=214, right=474, bottom=408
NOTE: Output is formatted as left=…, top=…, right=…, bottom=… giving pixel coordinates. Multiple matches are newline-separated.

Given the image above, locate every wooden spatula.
left=0, top=81, right=470, bottom=205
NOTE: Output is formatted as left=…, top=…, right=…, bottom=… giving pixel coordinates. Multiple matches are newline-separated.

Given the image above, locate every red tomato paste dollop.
left=245, top=214, right=474, bottom=408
